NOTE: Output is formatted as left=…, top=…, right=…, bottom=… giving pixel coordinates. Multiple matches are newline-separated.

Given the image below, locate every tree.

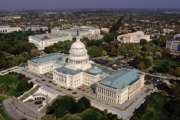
left=42, top=115, right=57, bottom=120
left=138, top=61, right=146, bottom=70
left=88, top=46, right=106, bottom=58
left=144, top=56, right=153, bottom=68
left=31, top=48, right=41, bottom=56
left=174, top=67, right=180, bottom=77
left=62, top=114, right=82, bottom=120
left=110, top=18, right=123, bottom=33
left=109, top=46, right=118, bottom=57
left=140, top=39, right=147, bottom=46
left=80, top=109, right=107, bottom=120
left=153, top=60, right=171, bottom=73
left=77, top=97, right=91, bottom=112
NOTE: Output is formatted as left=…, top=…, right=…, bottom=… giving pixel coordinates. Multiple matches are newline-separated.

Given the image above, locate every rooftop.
left=87, top=66, right=103, bottom=75
left=57, top=26, right=98, bottom=36
left=174, top=34, right=180, bottom=41
left=30, top=53, right=65, bottom=64
left=30, top=32, right=70, bottom=41
left=56, top=66, right=81, bottom=75
left=99, top=68, right=141, bottom=89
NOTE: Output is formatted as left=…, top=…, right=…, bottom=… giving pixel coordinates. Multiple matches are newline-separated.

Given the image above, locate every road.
left=145, top=72, right=180, bottom=81
left=0, top=66, right=19, bottom=75
left=16, top=67, right=155, bottom=120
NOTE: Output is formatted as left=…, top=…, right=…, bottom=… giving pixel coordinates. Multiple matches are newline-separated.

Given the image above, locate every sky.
left=0, top=0, right=180, bottom=10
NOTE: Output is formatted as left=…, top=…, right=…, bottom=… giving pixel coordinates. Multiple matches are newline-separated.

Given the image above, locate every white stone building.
left=117, top=31, right=151, bottom=43
left=28, top=33, right=72, bottom=50
left=25, top=26, right=48, bottom=32
left=28, top=34, right=144, bottom=105
left=53, top=37, right=105, bottom=89
left=166, top=34, right=180, bottom=56
left=53, top=36, right=144, bottom=105
left=51, top=26, right=101, bottom=40
left=96, top=69, right=144, bottom=104
left=0, top=26, right=22, bottom=33
left=29, top=26, right=101, bottom=50
left=28, top=53, right=67, bottom=74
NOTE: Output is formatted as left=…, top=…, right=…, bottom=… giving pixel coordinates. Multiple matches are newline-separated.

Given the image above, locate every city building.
left=28, top=32, right=72, bottom=50
left=53, top=37, right=106, bottom=89
left=25, top=26, right=48, bottom=32
left=0, top=26, right=22, bottom=33
left=163, top=28, right=174, bottom=34
left=166, top=34, right=180, bottom=56
left=96, top=69, right=144, bottom=104
left=117, top=31, right=151, bottom=43
left=29, top=26, right=101, bottom=50
left=53, top=36, right=144, bottom=104
left=28, top=33, right=144, bottom=104
left=28, top=53, right=67, bottom=74
left=51, top=26, right=101, bottom=40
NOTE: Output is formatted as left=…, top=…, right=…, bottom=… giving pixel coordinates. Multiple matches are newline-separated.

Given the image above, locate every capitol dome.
left=66, top=37, right=91, bottom=71
left=71, top=38, right=86, bottom=49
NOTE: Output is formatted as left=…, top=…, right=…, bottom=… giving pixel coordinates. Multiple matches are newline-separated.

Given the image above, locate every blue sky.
left=0, top=0, right=180, bottom=10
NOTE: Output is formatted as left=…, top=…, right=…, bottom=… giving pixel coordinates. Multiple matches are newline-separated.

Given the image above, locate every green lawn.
left=0, top=73, right=33, bottom=97
left=0, top=73, right=33, bottom=120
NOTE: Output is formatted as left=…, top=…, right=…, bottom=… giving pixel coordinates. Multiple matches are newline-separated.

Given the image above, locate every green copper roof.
left=100, top=68, right=141, bottom=89
left=56, top=67, right=81, bottom=75
left=31, top=53, right=65, bottom=64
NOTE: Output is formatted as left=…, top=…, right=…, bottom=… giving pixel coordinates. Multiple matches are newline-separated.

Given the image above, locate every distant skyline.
left=0, top=0, right=180, bottom=10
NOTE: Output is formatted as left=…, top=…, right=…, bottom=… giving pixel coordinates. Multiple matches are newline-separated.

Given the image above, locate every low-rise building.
left=51, top=26, right=101, bottom=40
left=25, top=26, right=48, bottom=32
left=28, top=33, right=72, bottom=50
left=29, top=35, right=144, bottom=106
left=53, top=37, right=105, bottom=89
left=29, top=26, right=101, bottom=50
left=96, top=69, right=144, bottom=104
left=0, top=26, right=22, bottom=33
left=166, top=34, right=180, bottom=56
left=117, top=31, right=151, bottom=43
left=28, top=53, right=67, bottom=74
left=53, top=36, right=144, bottom=105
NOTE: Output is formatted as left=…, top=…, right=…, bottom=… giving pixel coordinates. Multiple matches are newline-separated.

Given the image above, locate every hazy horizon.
left=0, top=0, right=180, bottom=10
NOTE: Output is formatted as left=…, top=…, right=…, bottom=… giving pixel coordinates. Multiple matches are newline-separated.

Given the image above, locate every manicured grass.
left=0, top=73, right=33, bottom=120
left=0, top=73, right=33, bottom=97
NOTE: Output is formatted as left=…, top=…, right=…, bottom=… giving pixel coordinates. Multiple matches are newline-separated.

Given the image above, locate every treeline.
left=0, top=72, right=33, bottom=97
left=44, top=18, right=179, bottom=76
left=44, top=40, right=74, bottom=54
left=43, top=96, right=122, bottom=120
left=131, top=81, right=180, bottom=120
left=0, top=31, right=43, bottom=70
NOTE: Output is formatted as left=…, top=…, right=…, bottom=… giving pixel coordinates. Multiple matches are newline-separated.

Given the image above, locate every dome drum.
left=66, top=37, right=92, bottom=71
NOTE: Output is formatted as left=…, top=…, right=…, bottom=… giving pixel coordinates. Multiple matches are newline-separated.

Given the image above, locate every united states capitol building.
left=28, top=34, right=145, bottom=105
left=29, top=26, right=101, bottom=50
